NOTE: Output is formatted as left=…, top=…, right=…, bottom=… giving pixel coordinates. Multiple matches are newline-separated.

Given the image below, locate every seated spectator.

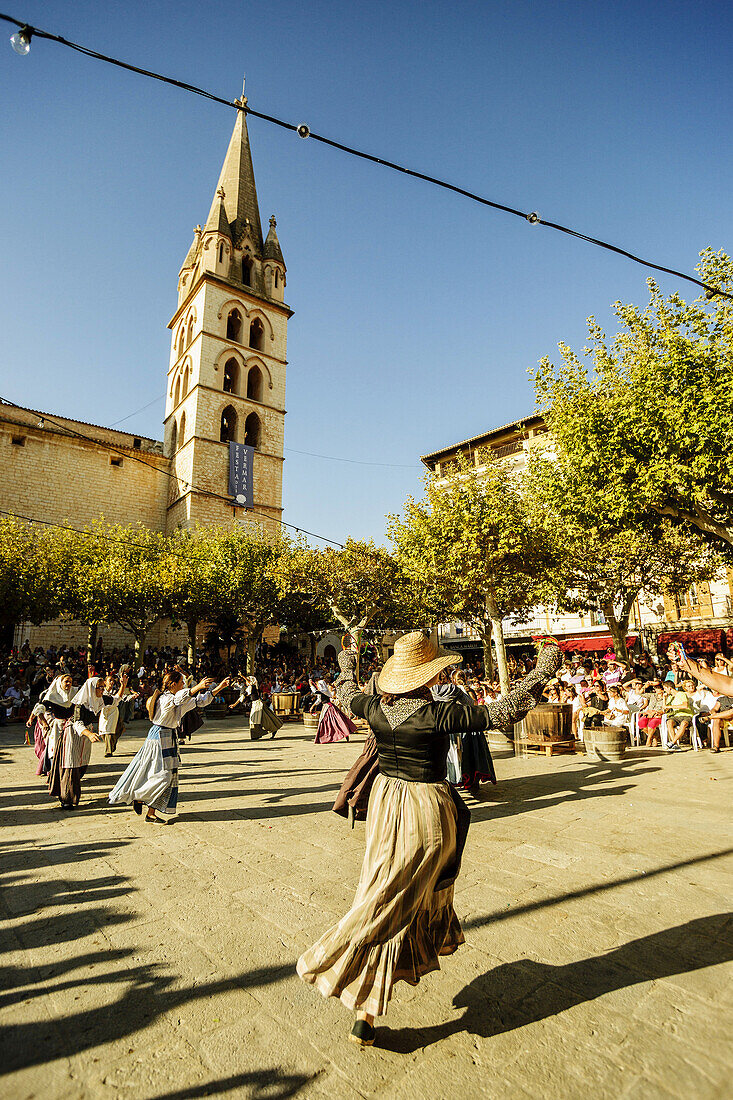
left=708, top=692, right=733, bottom=753
left=665, top=677, right=695, bottom=751
left=580, top=683, right=609, bottom=728
left=638, top=679, right=665, bottom=746
left=606, top=685, right=630, bottom=728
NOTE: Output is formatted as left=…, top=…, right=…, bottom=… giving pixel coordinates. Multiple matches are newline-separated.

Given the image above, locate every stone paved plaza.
left=1, top=717, right=732, bottom=1099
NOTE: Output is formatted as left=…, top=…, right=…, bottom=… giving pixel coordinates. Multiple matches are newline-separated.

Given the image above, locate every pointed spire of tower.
left=204, top=99, right=263, bottom=250
left=204, top=187, right=232, bottom=238
left=263, top=215, right=285, bottom=267
left=181, top=224, right=202, bottom=271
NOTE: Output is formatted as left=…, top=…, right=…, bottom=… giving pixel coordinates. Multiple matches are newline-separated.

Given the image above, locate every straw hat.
left=378, top=631, right=462, bottom=695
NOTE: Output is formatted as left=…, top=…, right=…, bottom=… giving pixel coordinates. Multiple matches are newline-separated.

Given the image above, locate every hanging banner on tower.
left=228, top=442, right=254, bottom=508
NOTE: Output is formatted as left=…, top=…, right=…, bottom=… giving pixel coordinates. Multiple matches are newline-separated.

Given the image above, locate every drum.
left=271, top=692, right=299, bottom=717
left=515, top=703, right=573, bottom=744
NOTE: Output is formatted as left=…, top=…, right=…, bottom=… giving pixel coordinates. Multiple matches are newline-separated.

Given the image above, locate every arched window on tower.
left=246, top=365, right=262, bottom=403
left=186, top=315, right=194, bottom=345
left=181, top=367, right=189, bottom=397
left=218, top=242, right=224, bottom=264
left=170, top=418, right=177, bottom=454
left=274, top=270, right=279, bottom=289
left=242, top=256, right=253, bottom=286
left=249, top=318, right=264, bottom=351
left=179, top=412, right=186, bottom=445
left=244, top=412, right=261, bottom=449
left=177, top=327, right=185, bottom=358
left=174, top=378, right=181, bottom=407
left=223, top=358, right=239, bottom=394
left=220, top=406, right=237, bottom=444
left=226, top=308, right=242, bottom=342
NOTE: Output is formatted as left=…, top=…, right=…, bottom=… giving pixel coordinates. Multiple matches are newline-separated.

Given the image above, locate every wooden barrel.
left=272, top=692, right=299, bottom=717
left=302, top=712, right=319, bottom=730
left=587, top=723, right=627, bottom=762
left=515, top=703, right=573, bottom=744
left=486, top=729, right=514, bottom=750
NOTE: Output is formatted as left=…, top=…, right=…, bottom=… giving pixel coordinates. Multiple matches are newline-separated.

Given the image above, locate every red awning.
left=657, top=629, right=723, bottom=653
left=553, top=634, right=638, bottom=654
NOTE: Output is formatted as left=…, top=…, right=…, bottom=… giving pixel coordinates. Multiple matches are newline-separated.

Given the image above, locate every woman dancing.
left=29, top=673, right=74, bottom=777
left=297, top=631, right=561, bottom=1045
left=48, top=675, right=126, bottom=810
left=314, top=692, right=357, bottom=744
left=109, top=669, right=228, bottom=822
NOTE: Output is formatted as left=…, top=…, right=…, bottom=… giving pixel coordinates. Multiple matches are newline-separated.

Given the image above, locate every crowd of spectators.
left=538, top=649, right=733, bottom=752
left=3, top=636, right=732, bottom=753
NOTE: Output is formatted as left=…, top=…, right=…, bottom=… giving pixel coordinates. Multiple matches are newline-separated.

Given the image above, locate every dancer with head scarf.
left=109, top=668, right=229, bottom=823
left=297, top=632, right=561, bottom=1046
left=314, top=695, right=357, bottom=744
left=30, top=673, right=74, bottom=777
left=48, top=674, right=125, bottom=809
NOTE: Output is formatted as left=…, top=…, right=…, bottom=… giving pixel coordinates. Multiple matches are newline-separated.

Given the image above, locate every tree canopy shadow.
left=468, top=757, right=661, bottom=823
left=377, top=913, right=733, bottom=1053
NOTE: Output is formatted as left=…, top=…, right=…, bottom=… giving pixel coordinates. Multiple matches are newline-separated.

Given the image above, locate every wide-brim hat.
left=378, top=630, right=462, bottom=694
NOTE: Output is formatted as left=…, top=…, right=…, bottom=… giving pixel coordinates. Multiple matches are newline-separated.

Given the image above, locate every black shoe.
left=133, top=800, right=143, bottom=815
left=349, top=1019, right=375, bottom=1046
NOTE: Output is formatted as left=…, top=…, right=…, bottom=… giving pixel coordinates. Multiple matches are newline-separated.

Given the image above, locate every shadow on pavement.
left=377, top=913, right=733, bottom=1053
left=469, top=757, right=661, bottom=823
left=151, top=1069, right=314, bottom=1099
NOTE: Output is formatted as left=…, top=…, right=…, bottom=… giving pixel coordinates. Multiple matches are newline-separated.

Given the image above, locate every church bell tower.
left=164, top=96, right=291, bottom=532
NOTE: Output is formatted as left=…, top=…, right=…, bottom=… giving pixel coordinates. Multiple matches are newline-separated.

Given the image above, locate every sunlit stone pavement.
left=1, top=717, right=731, bottom=1099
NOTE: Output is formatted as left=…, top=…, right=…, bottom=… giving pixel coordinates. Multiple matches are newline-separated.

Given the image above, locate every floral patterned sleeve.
left=334, top=650, right=363, bottom=713
left=483, top=645, right=563, bottom=730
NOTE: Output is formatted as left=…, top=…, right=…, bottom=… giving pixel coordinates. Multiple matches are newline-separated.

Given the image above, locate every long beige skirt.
left=296, top=773, right=465, bottom=1017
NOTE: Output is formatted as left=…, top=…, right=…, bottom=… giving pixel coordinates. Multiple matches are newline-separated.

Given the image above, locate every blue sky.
left=1, top=0, right=731, bottom=546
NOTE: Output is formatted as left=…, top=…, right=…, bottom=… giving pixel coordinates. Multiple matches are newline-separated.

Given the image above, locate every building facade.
left=421, top=417, right=733, bottom=662
left=0, top=102, right=289, bottom=651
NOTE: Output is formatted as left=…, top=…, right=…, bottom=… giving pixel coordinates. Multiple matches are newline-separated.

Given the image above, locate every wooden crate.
left=514, top=737, right=577, bottom=757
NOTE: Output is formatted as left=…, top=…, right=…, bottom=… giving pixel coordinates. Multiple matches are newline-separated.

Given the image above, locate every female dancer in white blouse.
left=109, top=668, right=229, bottom=823
left=48, top=675, right=127, bottom=809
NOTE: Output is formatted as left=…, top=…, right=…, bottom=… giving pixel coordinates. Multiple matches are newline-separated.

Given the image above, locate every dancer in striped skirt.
left=109, top=669, right=229, bottom=823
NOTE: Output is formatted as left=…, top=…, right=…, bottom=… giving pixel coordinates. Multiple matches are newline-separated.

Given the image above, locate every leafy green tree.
left=0, top=518, right=65, bottom=636
left=525, top=452, right=719, bottom=656
left=79, top=522, right=169, bottom=663
left=163, top=526, right=222, bottom=669
left=280, top=538, right=428, bottom=677
left=389, top=452, right=557, bottom=693
left=533, top=248, right=733, bottom=551
left=206, top=524, right=284, bottom=673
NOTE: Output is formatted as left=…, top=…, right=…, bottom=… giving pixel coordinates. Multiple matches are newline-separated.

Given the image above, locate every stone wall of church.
left=0, top=407, right=169, bottom=531
left=0, top=405, right=172, bottom=652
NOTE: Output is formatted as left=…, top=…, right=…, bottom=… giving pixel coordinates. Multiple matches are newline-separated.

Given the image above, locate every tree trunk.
left=478, top=624, right=494, bottom=680
left=86, top=622, right=98, bottom=666
left=134, top=631, right=146, bottom=666
left=186, top=617, right=197, bottom=671
left=309, top=634, right=317, bottom=666
left=486, top=593, right=509, bottom=695
left=491, top=619, right=510, bottom=695
left=247, top=630, right=262, bottom=675
left=602, top=598, right=631, bottom=662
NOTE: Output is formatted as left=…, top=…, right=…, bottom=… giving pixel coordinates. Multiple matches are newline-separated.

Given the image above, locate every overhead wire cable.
left=0, top=10, right=729, bottom=301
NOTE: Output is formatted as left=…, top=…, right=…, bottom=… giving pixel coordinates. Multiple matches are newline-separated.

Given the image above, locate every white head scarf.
left=71, top=676, right=104, bottom=715
left=42, top=675, right=75, bottom=708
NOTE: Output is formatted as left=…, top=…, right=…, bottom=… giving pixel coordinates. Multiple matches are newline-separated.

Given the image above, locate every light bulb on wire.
left=10, top=25, right=32, bottom=55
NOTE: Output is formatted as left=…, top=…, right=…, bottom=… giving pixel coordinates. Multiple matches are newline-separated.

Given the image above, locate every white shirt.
left=316, top=679, right=332, bottom=699
left=694, top=689, right=716, bottom=714
left=152, top=687, right=212, bottom=729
